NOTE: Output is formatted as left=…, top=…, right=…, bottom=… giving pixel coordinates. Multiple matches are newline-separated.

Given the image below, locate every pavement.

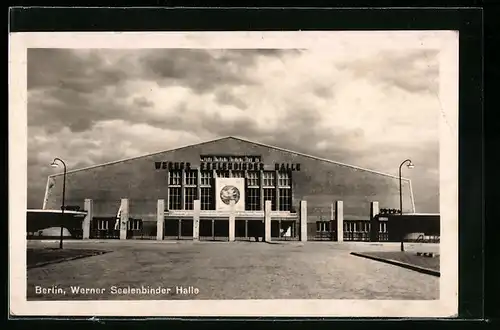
left=28, top=239, right=440, bottom=252
left=27, top=240, right=439, bottom=301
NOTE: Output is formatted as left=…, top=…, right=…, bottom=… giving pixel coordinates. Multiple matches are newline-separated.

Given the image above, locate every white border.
left=9, top=31, right=458, bottom=317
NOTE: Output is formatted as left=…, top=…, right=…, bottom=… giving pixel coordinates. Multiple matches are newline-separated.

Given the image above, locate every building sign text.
left=155, top=156, right=300, bottom=172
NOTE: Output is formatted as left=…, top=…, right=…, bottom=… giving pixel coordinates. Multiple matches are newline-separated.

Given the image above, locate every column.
left=193, top=200, right=200, bottom=240
left=300, top=200, right=307, bottom=242
left=336, top=200, right=344, bottom=242
left=229, top=200, right=236, bottom=242
left=265, top=200, right=272, bottom=242
left=245, top=219, right=248, bottom=239
left=178, top=219, right=182, bottom=239
left=157, top=199, right=164, bottom=240
left=211, top=219, right=215, bottom=240
left=370, top=201, right=379, bottom=242
left=330, top=203, right=335, bottom=241
left=119, top=198, right=129, bottom=240
left=83, top=199, right=93, bottom=239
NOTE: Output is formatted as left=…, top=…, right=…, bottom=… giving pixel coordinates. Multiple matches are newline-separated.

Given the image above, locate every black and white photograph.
left=9, top=31, right=459, bottom=317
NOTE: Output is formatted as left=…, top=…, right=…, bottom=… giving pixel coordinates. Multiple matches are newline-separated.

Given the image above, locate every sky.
left=27, top=45, right=440, bottom=212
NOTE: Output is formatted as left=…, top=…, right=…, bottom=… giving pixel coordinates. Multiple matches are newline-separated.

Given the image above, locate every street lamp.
left=399, top=159, right=414, bottom=252
left=50, top=158, right=67, bottom=249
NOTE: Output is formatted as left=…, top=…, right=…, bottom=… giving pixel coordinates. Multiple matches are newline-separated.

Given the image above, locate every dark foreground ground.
left=354, top=251, right=440, bottom=272
left=26, top=240, right=439, bottom=301
left=27, top=248, right=110, bottom=269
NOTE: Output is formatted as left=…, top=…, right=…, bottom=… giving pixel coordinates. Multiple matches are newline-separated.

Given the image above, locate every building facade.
left=42, top=136, right=415, bottom=241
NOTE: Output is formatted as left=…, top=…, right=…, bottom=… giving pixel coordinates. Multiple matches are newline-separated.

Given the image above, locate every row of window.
left=316, top=222, right=387, bottom=233
left=96, top=219, right=387, bottom=233
left=168, top=170, right=291, bottom=187
left=167, top=187, right=292, bottom=211
left=344, top=222, right=371, bottom=233
left=95, top=219, right=141, bottom=231
left=344, top=222, right=387, bottom=233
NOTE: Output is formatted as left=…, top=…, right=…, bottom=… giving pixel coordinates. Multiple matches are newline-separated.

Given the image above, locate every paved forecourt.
left=27, top=240, right=439, bottom=300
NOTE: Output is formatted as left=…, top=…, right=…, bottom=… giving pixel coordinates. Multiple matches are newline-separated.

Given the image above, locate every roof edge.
left=229, top=136, right=410, bottom=180
left=48, top=135, right=234, bottom=177
left=48, top=135, right=411, bottom=181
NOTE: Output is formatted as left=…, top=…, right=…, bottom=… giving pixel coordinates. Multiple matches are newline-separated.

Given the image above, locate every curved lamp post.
left=399, top=159, right=414, bottom=252
left=51, top=158, right=67, bottom=249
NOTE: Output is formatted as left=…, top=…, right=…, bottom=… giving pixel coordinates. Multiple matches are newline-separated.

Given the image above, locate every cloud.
left=214, top=88, right=248, bottom=109
left=28, top=49, right=133, bottom=93
left=137, top=49, right=292, bottom=92
left=338, top=49, right=439, bottom=94
left=27, top=47, right=440, bottom=212
left=133, top=96, right=154, bottom=108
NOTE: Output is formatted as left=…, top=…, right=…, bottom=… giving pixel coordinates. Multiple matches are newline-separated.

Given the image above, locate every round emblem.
left=220, top=185, right=240, bottom=205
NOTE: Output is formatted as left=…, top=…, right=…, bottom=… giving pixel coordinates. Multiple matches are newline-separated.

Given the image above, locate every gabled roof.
left=47, top=135, right=410, bottom=181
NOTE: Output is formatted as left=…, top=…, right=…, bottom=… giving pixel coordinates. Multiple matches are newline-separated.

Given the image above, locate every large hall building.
left=41, top=136, right=415, bottom=242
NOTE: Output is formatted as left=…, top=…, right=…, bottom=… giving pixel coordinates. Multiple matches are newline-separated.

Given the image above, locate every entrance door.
left=247, top=220, right=265, bottom=242
left=163, top=218, right=193, bottom=240
left=199, top=218, right=229, bottom=241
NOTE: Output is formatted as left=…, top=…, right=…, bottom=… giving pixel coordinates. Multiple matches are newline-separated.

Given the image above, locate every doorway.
left=247, top=220, right=265, bottom=242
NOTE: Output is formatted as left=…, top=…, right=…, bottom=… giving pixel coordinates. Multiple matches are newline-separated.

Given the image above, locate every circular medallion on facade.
left=220, top=185, right=240, bottom=205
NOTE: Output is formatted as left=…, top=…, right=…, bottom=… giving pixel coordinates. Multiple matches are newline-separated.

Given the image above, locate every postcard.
left=9, top=30, right=458, bottom=317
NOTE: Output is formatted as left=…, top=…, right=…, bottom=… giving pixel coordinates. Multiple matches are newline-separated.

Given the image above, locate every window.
left=344, top=222, right=356, bottom=232
left=127, top=219, right=141, bottom=230
left=263, top=171, right=275, bottom=187
left=360, top=222, right=370, bottom=232
left=278, top=171, right=291, bottom=187
left=277, top=171, right=292, bottom=211
left=184, top=187, right=197, bottom=210
left=246, top=188, right=261, bottom=211
left=201, top=187, right=213, bottom=210
left=169, top=171, right=182, bottom=186
left=97, top=220, right=108, bottom=230
left=278, top=188, right=291, bottom=211
left=200, top=171, right=213, bottom=186
left=216, top=170, right=230, bottom=178
left=185, top=170, right=197, bottom=186
left=231, top=171, right=245, bottom=178
left=263, top=188, right=276, bottom=211
left=246, top=171, right=259, bottom=187
left=169, top=187, right=182, bottom=210
left=316, top=222, right=330, bottom=232
left=379, top=222, right=387, bottom=233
